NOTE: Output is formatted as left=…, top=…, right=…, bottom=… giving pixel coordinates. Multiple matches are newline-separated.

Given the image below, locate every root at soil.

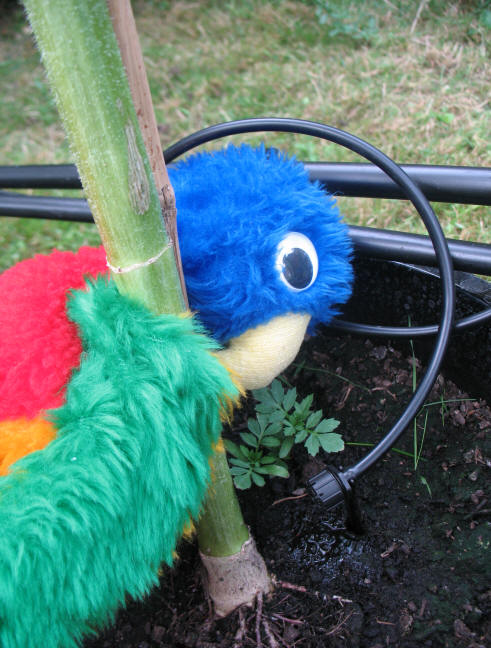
left=200, top=536, right=272, bottom=617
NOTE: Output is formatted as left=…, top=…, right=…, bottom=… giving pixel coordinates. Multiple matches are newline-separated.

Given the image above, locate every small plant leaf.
left=234, top=472, right=252, bottom=490
left=271, top=379, right=284, bottom=404
left=264, top=421, right=283, bottom=436
left=269, top=409, right=288, bottom=423
left=305, top=434, right=320, bottom=456
left=260, top=454, right=277, bottom=464
left=318, top=432, right=344, bottom=453
left=262, top=435, right=281, bottom=448
left=283, top=422, right=296, bottom=436
left=223, top=439, right=247, bottom=460
left=229, top=458, right=250, bottom=468
left=229, top=466, right=248, bottom=476
left=257, top=413, right=269, bottom=432
left=257, top=463, right=289, bottom=478
left=282, top=387, right=297, bottom=411
left=306, top=410, right=323, bottom=429
left=420, top=475, right=432, bottom=497
left=279, top=436, right=294, bottom=458
left=251, top=472, right=266, bottom=487
left=240, top=432, right=258, bottom=447
left=296, top=394, right=314, bottom=417
left=252, top=387, right=273, bottom=404
left=294, top=429, right=308, bottom=443
left=315, top=418, right=340, bottom=434
left=247, top=418, right=261, bottom=437
left=255, top=402, right=276, bottom=414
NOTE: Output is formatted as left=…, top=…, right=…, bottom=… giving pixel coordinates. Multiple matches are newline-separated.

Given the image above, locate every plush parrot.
left=0, top=144, right=352, bottom=648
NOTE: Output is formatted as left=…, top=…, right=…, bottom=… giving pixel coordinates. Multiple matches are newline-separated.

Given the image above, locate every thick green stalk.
left=24, top=0, right=254, bottom=574
left=198, top=449, right=250, bottom=557
left=23, top=0, right=183, bottom=315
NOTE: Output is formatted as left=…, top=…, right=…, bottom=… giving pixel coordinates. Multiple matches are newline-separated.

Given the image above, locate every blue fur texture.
left=170, top=144, right=353, bottom=343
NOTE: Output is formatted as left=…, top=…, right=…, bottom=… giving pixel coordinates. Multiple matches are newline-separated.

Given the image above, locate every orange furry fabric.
left=0, top=416, right=56, bottom=476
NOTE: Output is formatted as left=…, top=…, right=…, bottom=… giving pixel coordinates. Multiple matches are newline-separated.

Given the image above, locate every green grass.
left=0, top=0, right=489, bottom=271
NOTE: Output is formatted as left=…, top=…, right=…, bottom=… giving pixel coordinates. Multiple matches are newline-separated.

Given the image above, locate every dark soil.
left=85, top=262, right=490, bottom=648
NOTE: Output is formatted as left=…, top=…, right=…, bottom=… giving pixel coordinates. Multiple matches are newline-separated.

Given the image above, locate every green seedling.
left=225, top=379, right=343, bottom=489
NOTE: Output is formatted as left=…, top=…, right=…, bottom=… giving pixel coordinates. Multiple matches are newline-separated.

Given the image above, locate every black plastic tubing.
left=2, top=161, right=491, bottom=206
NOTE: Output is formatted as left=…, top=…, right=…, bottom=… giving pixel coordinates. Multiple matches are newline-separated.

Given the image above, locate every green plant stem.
left=414, top=408, right=429, bottom=470
left=345, top=441, right=426, bottom=461
left=23, top=0, right=184, bottom=315
left=292, top=362, right=371, bottom=393
left=24, top=0, right=253, bottom=570
left=423, top=397, right=473, bottom=408
left=198, top=449, right=250, bottom=557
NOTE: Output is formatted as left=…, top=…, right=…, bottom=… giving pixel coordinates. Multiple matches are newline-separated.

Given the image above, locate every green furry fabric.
left=0, top=278, right=238, bottom=648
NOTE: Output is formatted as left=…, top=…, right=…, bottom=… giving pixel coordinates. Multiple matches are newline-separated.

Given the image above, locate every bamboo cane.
left=106, top=0, right=187, bottom=304
left=104, top=0, right=252, bottom=567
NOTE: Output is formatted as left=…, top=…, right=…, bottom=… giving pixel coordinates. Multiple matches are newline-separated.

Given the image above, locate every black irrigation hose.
left=2, top=191, right=491, bottom=276
left=306, top=162, right=491, bottom=206
left=330, top=307, right=491, bottom=337
left=2, top=161, right=491, bottom=206
left=162, top=118, right=457, bottom=491
left=347, top=224, right=491, bottom=277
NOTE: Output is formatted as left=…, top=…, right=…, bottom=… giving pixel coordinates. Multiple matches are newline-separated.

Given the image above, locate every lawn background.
left=0, top=0, right=489, bottom=273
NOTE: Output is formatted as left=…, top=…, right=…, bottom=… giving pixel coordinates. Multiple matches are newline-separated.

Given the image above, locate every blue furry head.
left=170, top=144, right=353, bottom=343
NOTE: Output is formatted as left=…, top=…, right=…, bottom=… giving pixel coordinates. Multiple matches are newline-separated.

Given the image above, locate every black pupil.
left=282, top=248, right=313, bottom=289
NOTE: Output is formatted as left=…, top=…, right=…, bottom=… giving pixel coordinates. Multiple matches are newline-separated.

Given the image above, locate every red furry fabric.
left=0, top=246, right=106, bottom=419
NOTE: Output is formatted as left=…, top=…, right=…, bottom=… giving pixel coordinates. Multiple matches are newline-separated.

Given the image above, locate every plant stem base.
left=200, top=537, right=272, bottom=617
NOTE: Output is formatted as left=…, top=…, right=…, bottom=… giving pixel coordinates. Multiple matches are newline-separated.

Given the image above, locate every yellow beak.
left=215, top=313, right=311, bottom=390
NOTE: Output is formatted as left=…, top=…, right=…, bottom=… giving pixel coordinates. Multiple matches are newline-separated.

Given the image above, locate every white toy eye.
left=275, top=232, right=318, bottom=291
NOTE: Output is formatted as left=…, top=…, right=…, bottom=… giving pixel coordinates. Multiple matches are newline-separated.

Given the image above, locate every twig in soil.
left=332, top=595, right=354, bottom=606
left=273, top=578, right=352, bottom=605
left=370, top=386, right=397, bottom=400
left=233, top=608, right=247, bottom=648
left=465, top=507, right=491, bottom=519
left=271, top=613, right=304, bottom=625
left=320, top=520, right=349, bottom=534
left=325, top=611, right=353, bottom=636
left=262, top=618, right=280, bottom=648
left=464, top=498, right=489, bottom=520
left=274, top=579, right=312, bottom=594
left=336, top=383, right=354, bottom=409
left=256, top=591, right=263, bottom=648
left=267, top=621, right=293, bottom=648
left=271, top=493, right=308, bottom=506
left=417, top=598, right=428, bottom=619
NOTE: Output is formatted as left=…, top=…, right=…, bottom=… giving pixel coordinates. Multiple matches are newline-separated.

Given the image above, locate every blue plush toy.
left=173, top=144, right=352, bottom=342
left=171, top=144, right=353, bottom=388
